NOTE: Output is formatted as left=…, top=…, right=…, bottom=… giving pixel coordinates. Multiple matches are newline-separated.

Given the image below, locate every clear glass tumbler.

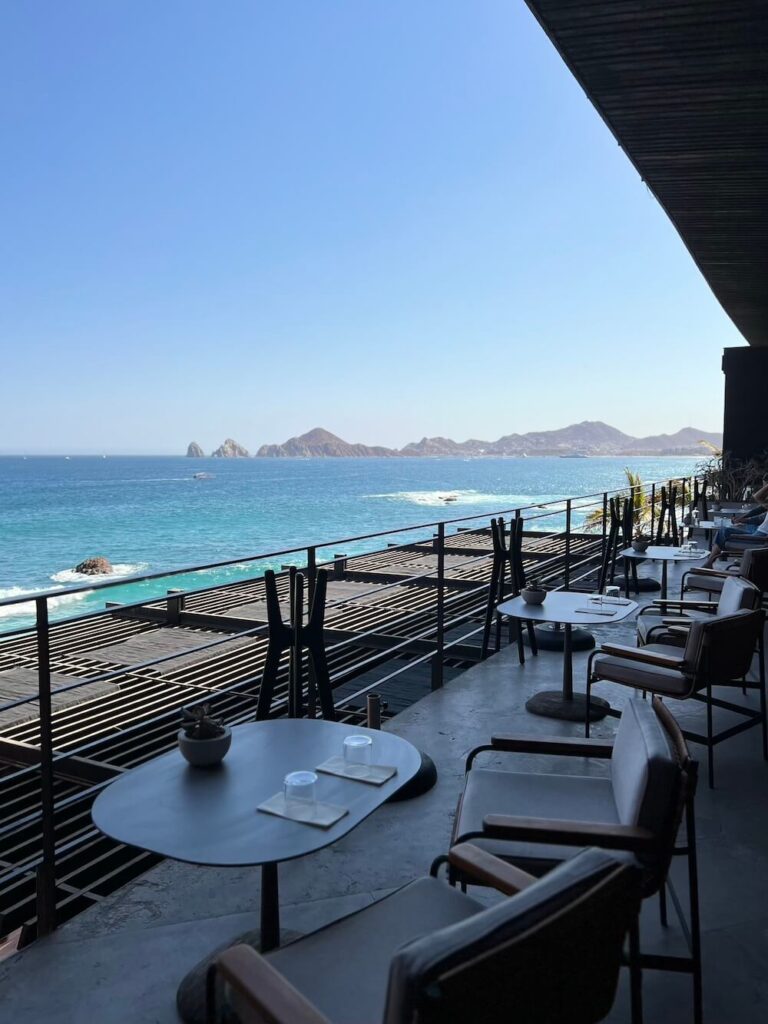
left=344, top=734, right=373, bottom=768
left=284, top=770, right=317, bottom=809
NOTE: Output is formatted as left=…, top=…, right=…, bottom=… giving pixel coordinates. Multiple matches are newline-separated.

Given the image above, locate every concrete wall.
left=722, top=347, right=768, bottom=462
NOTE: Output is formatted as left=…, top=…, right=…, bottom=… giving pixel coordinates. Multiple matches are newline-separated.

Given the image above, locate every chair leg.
left=585, top=677, right=592, bottom=738
left=706, top=680, right=715, bottom=789
left=516, top=620, right=525, bottom=665
left=658, top=880, right=668, bottom=928
left=527, top=620, right=538, bottom=656
left=628, top=917, right=643, bottom=1024
left=686, top=797, right=703, bottom=1024
left=759, top=633, right=767, bottom=761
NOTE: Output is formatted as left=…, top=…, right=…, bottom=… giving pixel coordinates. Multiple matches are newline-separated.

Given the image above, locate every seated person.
left=703, top=488, right=768, bottom=568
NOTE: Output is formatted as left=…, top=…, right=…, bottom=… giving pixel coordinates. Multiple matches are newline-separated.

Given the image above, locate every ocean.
left=0, top=454, right=701, bottom=630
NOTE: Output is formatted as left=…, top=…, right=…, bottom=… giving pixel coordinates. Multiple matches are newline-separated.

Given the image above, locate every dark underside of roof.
left=524, top=0, right=768, bottom=346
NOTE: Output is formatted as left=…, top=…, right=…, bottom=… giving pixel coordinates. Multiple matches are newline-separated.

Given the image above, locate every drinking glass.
left=344, top=734, right=373, bottom=767
left=284, top=770, right=317, bottom=808
left=604, top=585, right=620, bottom=604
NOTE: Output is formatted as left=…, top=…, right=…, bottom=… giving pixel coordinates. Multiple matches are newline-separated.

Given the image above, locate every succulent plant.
left=180, top=704, right=227, bottom=740
left=527, top=578, right=547, bottom=591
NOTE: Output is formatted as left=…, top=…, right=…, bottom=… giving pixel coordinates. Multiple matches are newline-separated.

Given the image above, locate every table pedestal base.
left=526, top=691, right=610, bottom=723
left=524, top=623, right=596, bottom=652
left=177, top=927, right=303, bottom=1024
left=387, top=749, right=437, bottom=802
left=612, top=575, right=661, bottom=593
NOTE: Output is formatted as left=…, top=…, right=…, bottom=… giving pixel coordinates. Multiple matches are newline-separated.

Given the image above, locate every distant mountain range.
left=221, top=422, right=720, bottom=458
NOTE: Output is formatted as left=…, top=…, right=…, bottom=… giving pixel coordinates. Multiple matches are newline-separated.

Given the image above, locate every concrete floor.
left=2, top=560, right=767, bottom=1023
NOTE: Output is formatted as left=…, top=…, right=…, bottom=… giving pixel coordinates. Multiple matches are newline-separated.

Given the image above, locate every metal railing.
left=0, top=473, right=699, bottom=943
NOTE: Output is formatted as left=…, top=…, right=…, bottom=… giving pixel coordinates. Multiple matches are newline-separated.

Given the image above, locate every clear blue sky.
left=1, top=1, right=745, bottom=454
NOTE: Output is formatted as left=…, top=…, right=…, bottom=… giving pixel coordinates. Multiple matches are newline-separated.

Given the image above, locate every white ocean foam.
left=0, top=563, right=149, bottom=621
left=0, top=586, right=88, bottom=620
left=367, top=490, right=535, bottom=508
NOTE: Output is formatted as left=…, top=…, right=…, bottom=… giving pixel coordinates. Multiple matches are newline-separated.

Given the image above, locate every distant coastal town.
left=188, top=421, right=722, bottom=460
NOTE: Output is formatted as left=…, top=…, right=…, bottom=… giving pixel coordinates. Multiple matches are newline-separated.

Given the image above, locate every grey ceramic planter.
left=178, top=726, right=232, bottom=767
left=521, top=588, right=547, bottom=605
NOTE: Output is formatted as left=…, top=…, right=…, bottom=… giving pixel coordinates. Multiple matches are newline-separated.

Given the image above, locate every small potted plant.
left=521, top=577, right=547, bottom=605
left=632, top=531, right=651, bottom=553
left=178, top=704, right=231, bottom=767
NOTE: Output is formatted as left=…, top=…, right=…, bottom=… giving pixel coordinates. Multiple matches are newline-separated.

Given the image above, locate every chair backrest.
left=741, top=546, right=768, bottom=594
left=716, top=575, right=761, bottom=615
left=683, top=608, right=764, bottom=684
left=608, top=697, right=691, bottom=894
left=384, top=849, right=640, bottom=1024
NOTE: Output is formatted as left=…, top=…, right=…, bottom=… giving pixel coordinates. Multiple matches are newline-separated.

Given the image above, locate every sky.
left=1, top=1, right=746, bottom=455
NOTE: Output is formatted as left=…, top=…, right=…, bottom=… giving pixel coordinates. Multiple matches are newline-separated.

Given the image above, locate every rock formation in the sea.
left=186, top=442, right=205, bottom=457
left=212, top=438, right=250, bottom=458
left=257, top=427, right=399, bottom=458
left=75, top=556, right=113, bottom=575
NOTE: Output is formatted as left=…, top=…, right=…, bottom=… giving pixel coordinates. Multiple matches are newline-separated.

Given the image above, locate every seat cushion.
left=452, top=768, right=618, bottom=874
left=592, top=646, right=691, bottom=696
left=683, top=571, right=731, bottom=596
left=610, top=699, right=678, bottom=834
left=263, top=878, right=481, bottom=1024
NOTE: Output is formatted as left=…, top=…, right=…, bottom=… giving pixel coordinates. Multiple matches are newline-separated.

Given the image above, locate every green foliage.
left=697, top=449, right=768, bottom=502
left=181, top=704, right=227, bottom=740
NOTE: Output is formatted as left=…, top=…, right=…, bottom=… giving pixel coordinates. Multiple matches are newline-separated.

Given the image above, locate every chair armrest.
left=448, top=842, right=537, bottom=895
left=598, top=643, right=686, bottom=668
left=482, top=815, right=657, bottom=854
left=661, top=617, right=692, bottom=626
left=684, top=567, right=729, bottom=579
left=214, top=945, right=332, bottom=1024
left=651, top=599, right=717, bottom=610
left=488, top=735, right=614, bottom=759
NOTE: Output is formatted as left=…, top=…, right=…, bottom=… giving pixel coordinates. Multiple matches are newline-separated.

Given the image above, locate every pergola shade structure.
left=524, top=0, right=768, bottom=347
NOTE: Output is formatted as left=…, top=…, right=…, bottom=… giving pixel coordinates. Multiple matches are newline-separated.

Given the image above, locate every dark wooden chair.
left=588, top=608, right=766, bottom=789
left=637, top=575, right=760, bottom=645
left=448, top=697, right=700, bottom=1024
left=681, top=545, right=768, bottom=604
left=207, top=846, right=641, bottom=1024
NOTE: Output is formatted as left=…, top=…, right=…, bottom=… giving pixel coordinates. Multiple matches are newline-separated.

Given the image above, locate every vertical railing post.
left=431, top=522, right=445, bottom=690
left=366, top=693, right=382, bottom=729
left=35, top=597, right=57, bottom=937
left=166, top=589, right=184, bottom=625
left=306, top=546, right=317, bottom=603
left=564, top=500, right=572, bottom=590
left=601, top=491, right=608, bottom=563
left=289, top=573, right=304, bottom=718
left=650, top=483, right=656, bottom=537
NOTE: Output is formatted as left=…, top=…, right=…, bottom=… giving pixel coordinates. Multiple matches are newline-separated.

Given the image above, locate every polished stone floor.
left=2, top=560, right=766, bottom=1023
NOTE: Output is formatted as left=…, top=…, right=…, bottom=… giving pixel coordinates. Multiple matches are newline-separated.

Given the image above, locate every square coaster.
left=257, top=792, right=348, bottom=829
left=316, top=755, right=397, bottom=786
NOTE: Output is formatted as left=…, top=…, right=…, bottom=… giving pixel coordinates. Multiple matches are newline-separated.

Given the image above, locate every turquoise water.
left=0, top=455, right=700, bottom=630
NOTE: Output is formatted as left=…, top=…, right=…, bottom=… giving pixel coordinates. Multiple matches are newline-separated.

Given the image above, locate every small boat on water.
left=193, top=472, right=215, bottom=480
left=439, top=493, right=458, bottom=503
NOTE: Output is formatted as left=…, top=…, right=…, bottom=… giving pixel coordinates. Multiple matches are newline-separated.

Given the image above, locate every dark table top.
left=91, top=719, right=421, bottom=867
left=497, top=591, right=637, bottom=627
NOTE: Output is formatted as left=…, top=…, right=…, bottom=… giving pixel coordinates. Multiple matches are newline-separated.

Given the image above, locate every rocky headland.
left=211, top=438, right=250, bottom=458
left=186, top=442, right=205, bottom=457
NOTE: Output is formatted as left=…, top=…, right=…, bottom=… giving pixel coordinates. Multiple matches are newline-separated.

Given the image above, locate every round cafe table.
left=498, top=592, right=637, bottom=722
left=619, top=545, right=706, bottom=601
